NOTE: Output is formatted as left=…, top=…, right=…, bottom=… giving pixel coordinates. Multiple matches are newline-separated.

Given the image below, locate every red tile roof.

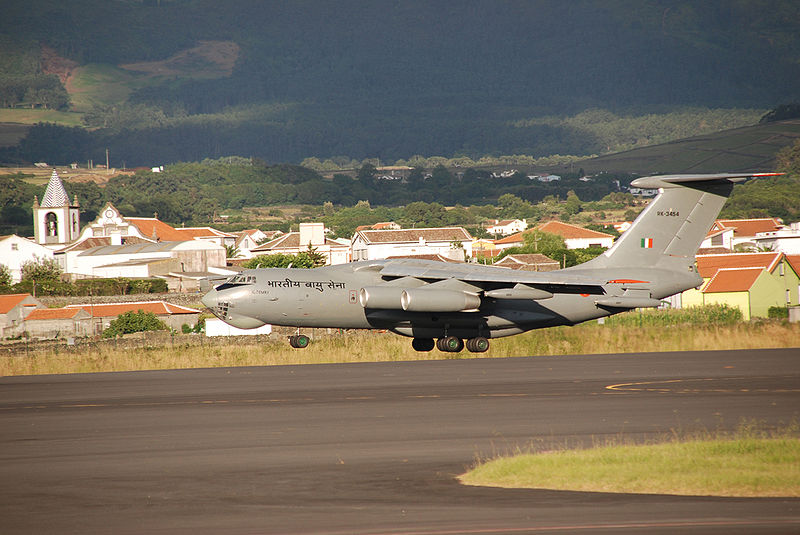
left=713, top=218, right=783, bottom=237
left=786, top=255, right=800, bottom=278
left=25, top=308, right=86, bottom=320
left=703, top=267, right=763, bottom=293
left=65, top=301, right=200, bottom=317
left=695, top=252, right=783, bottom=278
left=126, top=218, right=187, bottom=241
left=538, top=221, right=614, bottom=239
left=0, top=294, right=31, bottom=314
left=494, top=232, right=525, bottom=245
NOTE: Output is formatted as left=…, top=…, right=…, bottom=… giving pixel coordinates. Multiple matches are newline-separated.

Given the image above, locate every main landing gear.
left=288, top=334, right=310, bottom=348
left=411, top=336, right=489, bottom=353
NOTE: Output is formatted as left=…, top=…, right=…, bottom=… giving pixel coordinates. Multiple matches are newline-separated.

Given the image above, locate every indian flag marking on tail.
left=641, top=238, right=653, bottom=249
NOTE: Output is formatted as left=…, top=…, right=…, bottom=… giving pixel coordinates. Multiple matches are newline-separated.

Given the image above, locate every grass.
left=1, top=319, right=798, bottom=376
left=0, top=109, right=84, bottom=127
left=460, top=423, right=800, bottom=497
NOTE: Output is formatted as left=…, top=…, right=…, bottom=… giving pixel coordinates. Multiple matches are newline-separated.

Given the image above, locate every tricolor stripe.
left=641, top=238, right=653, bottom=249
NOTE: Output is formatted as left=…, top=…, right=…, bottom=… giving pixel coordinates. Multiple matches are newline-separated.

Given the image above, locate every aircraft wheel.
left=289, top=334, right=310, bottom=348
left=466, top=337, right=490, bottom=353
left=411, top=338, right=435, bottom=352
left=437, top=336, right=464, bottom=353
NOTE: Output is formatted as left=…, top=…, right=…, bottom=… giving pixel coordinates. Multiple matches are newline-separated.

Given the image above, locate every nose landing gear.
left=289, top=334, right=310, bottom=348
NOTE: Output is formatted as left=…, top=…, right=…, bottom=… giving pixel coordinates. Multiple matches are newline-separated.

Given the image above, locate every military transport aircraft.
left=202, top=172, right=778, bottom=352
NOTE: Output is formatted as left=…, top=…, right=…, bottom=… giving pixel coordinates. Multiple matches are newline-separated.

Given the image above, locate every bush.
left=767, top=306, right=789, bottom=319
left=603, top=304, right=743, bottom=327
left=102, top=310, right=168, bottom=338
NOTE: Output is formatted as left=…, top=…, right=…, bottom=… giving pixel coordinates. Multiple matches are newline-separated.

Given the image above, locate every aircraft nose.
left=201, top=288, right=218, bottom=311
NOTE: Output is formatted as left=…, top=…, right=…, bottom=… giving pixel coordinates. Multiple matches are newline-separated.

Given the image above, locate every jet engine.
left=400, top=288, right=481, bottom=312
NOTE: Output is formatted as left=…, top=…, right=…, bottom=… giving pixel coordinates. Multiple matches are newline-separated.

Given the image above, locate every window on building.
left=11, top=243, right=18, bottom=251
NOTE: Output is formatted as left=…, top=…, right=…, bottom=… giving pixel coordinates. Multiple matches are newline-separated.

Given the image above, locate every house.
left=23, top=307, right=93, bottom=339
left=680, top=252, right=800, bottom=319
left=472, top=238, right=501, bottom=259
left=485, top=219, right=528, bottom=236
left=493, top=232, right=526, bottom=251
left=251, top=223, right=351, bottom=265
left=753, top=222, right=800, bottom=254
left=355, top=222, right=401, bottom=232
left=700, top=227, right=735, bottom=251
left=0, top=234, right=55, bottom=283
left=537, top=221, right=615, bottom=249
left=0, top=293, right=44, bottom=338
left=351, top=227, right=473, bottom=261
left=65, top=301, right=202, bottom=334
left=707, top=218, right=784, bottom=251
left=493, top=254, right=560, bottom=271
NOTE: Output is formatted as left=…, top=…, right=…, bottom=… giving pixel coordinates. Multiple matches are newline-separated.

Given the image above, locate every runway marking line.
left=606, top=376, right=800, bottom=394
left=356, top=518, right=800, bottom=534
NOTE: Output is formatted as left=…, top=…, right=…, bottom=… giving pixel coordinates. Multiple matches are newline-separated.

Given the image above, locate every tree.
left=225, top=244, right=242, bottom=259
left=0, top=264, right=12, bottom=290
left=20, top=256, right=62, bottom=282
left=102, top=310, right=168, bottom=338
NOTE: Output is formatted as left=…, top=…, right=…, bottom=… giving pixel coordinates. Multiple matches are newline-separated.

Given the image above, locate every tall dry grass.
left=2, top=320, right=798, bottom=376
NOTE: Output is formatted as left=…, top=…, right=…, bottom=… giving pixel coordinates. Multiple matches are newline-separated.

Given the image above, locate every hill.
left=560, top=119, right=800, bottom=175
left=1, top=1, right=799, bottom=166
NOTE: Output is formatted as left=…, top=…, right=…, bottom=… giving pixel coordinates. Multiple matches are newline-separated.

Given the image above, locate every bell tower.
left=33, top=169, right=80, bottom=248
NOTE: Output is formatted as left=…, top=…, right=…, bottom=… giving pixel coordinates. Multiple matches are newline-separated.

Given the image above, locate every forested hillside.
left=1, top=0, right=799, bottom=166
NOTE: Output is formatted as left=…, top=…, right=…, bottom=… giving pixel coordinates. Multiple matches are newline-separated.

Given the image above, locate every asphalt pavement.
left=1, top=347, right=799, bottom=534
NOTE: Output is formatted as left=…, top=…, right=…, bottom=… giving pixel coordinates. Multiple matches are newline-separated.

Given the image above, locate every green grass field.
left=461, top=425, right=800, bottom=497
left=0, top=109, right=84, bottom=127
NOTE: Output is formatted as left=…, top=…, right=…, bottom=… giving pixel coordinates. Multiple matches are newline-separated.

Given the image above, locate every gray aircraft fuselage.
left=202, top=172, right=778, bottom=351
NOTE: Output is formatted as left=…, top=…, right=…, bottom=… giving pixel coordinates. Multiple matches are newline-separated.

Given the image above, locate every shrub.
left=767, top=306, right=789, bottom=319
left=102, top=310, right=168, bottom=338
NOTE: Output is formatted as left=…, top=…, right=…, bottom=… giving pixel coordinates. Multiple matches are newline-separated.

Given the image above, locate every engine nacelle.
left=401, top=289, right=481, bottom=312
left=359, top=286, right=405, bottom=309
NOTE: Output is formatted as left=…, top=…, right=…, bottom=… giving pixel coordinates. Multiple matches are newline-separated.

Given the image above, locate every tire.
left=438, top=336, right=463, bottom=353
left=412, top=338, right=435, bottom=352
left=466, top=337, right=489, bottom=353
left=294, top=334, right=310, bottom=348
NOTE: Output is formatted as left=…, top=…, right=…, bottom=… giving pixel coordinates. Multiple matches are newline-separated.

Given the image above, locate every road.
left=1, top=348, right=799, bottom=534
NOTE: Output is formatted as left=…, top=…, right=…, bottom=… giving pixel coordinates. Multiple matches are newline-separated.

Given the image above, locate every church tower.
left=33, top=169, right=80, bottom=247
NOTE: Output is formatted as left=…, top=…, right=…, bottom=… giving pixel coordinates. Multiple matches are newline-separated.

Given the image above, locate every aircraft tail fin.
left=584, top=173, right=780, bottom=270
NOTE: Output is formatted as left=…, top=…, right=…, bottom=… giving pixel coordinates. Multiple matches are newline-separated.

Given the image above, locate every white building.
left=351, top=227, right=473, bottom=261
left=0, top=234, right=55, bottom=283
left=753, top=222, right=800, bottom=254
left=485, top=219, right=528, bottom=236
left=251, top=223, right=351, bottom=265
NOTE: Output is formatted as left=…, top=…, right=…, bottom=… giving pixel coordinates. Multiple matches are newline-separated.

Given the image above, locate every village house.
left=0, top=293, right=43, bottom=339
left=65, top=301, right=202, bottom=335
left=0, top=234, right=54, bottom=283
left=250, top=223, right=351, bottom=265
left=351, top=227, right=473, bottom=261
left=753, top=222, right=800, bottom=254
left=23, top=307, right=93, bottom=339
left=704, top=218, right=784, bottom=251
left=495, top=222, right=615, bottom=252
left=680, top=252, right=799, bottom=320
left=485, top=219, right=528, bottom=236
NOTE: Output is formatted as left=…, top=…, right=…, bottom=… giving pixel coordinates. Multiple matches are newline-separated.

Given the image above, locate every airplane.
left=202, top=172, right=780, bottom=352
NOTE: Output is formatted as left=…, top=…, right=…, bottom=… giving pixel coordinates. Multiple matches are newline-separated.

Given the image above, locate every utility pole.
left=106, top=148, right=110, bottom=174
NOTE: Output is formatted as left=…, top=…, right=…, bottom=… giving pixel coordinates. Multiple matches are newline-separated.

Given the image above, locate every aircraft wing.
left=368, top=259, right=608, bottom=295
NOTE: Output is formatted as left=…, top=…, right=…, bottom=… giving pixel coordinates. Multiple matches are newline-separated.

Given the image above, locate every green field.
left=461, top=426, right=800, bottom=497
left=0, top=109, right=84, bottom=127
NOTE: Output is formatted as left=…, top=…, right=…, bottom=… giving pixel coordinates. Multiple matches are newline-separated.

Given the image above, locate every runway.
left=1, top=348, right=799, bottom=534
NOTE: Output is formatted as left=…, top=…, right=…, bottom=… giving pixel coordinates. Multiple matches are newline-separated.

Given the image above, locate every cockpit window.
left=227, top=274, right=257, bottom=284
